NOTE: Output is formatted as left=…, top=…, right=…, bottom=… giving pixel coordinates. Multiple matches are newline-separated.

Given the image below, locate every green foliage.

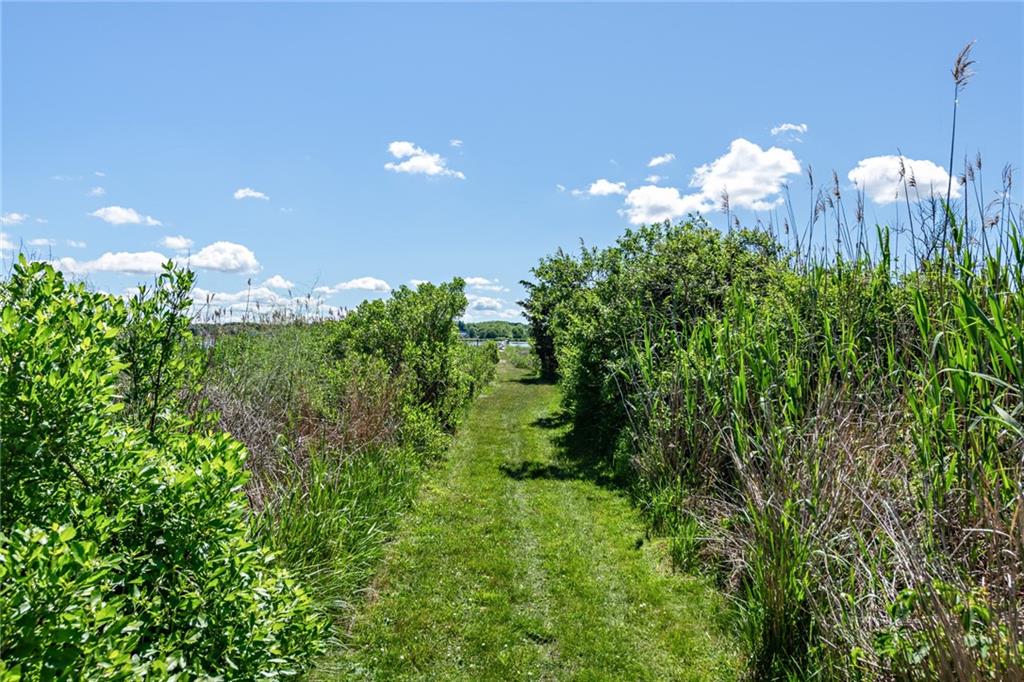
left=201, top=277, right=498, bottom=645
left=524, top=220, right=1024, bottom=679
left=0, top=259, right=324, bottom=679
left=331, top=278, right=478, bottom=433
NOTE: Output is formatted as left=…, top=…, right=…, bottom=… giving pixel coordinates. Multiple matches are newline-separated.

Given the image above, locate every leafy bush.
left=0, top=259, right=324, bottom=679
left=523, top=219, right=1024, bottom=679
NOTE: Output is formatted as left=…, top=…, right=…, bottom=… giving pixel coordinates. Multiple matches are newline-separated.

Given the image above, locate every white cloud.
left=315, top=276, right=391, bottom=294
left=587, top=179, right=627, bottom=196
left=161, top=235, right=193, bottom=251
left=645, top=175, right=664, bottom=183
left=95, top=171, right=106, bottom=177
left=36, top=218, right=48, bottom=224
left=464, top=276, right=508, bottom=292
left=688, top=138, right=800, bottom=211
left=27, top=238, right=56, bottom=247
left=571, top=189, right=585, bottom=197
left=55, top=241, right=257, bottom=275
left=450, top=139, right=463, bottom=148
left=90, top=206, right=162, bottom=226
left=467, top=295, right=503, bottom=312
left=263, top=274, right=295, bottom=289
left=410, top=279, right=429, bottom=286
left=464, top=294, right=523, bottom=322
left=0, top=232, right=15, bottom=252
left=234, top=187, right=270, bottom=201
left=385, top=141, right=465, bottom=179
left=623, top=139, right=801, bottom=225
left=53, top=251, right=169, bottom=275
left=847, top=155, right=959, bottom=205
left=66, top=239, right=87, bottom=248
left=556, top=184, right=567, bottom=193
left=1, top=212, right=28, bottom=225
left=186, top=241, right=261, bottom=273
left=50, top=174, right=82, bottom=181
left=621, top=185, right=709, bottom=225
left=648, top=153, right=676, bottom=168
left=87, top=186, right=106, bottom=197
left=770, top=122, right=808, bottom=140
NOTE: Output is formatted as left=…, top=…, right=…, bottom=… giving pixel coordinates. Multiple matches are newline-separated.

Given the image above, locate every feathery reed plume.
left=720, top=189, right=731, bottom=232
left=943, top=40, right=976, bottom=260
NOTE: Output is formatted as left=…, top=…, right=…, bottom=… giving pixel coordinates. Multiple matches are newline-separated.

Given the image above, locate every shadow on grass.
left=513, top=374, right=556, bottom=386
left=500, top=407, right=632, bottom=491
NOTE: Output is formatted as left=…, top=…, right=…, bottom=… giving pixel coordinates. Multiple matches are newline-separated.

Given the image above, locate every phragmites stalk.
left=952, top=40, right=976, bottom=89
left=943, top=40, right=977, bottom=263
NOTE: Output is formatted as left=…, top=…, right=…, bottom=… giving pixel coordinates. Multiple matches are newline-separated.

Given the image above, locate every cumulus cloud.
left=53, top=251, right=169, bottom=275
left=263, top=274, right=295, bottom=290
left=645, top=175, right=664, bottom=183
left=464, top=276, right=509, bottom=292
left=54, top=241, right=261, bottom=276
left=186, top=241, right=261, bottom=273
left=1, top=212, right=28, bottom=225
left=467, top=295, right=503, bottom=312
left=450, top=139, right=463, bottom=148
left=464, top=294, right=523, bottom=322
left=587, top=179, right=627, bottom=196
left=66, top=239, right=87, bottom=248
left=161, top=235, right=193, bottom=251
left=648, top=153, right=676, bottom=168
left=90, top=206, right=162, bottom=226
left=95, top=171, right=106, bottom=177
left=627, top=141, right=802, bottom=224
left=556, top=184, right=567, bottom=193
left=771, top=122, right=808, bottom=140
left=36, top=218, right=49, bottom=224
left=621, top=185, right=709, bottom=225
left=234, top=187, right=270, bottom=201
left=0, top=232, right=15, bottom=252
left=315, top=277, right=391, bottom=294
left=87, top=186, right=106, bottom=197
left=385, top=141, right=465, bottom=179
left=847, top=155, right=959, bottom=205
left=623, top=139, right=800, bottom=224
left=689, top=138, right=800, bottom=211
left=27, top=238, right=56, bottom=247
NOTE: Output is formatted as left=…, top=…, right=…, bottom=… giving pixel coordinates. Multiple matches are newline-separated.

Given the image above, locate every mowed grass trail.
left=324, top=361, right=741, bottom=681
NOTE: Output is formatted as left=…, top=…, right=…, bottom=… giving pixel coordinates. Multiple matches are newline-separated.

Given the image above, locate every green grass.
left=319, top=360, right=741, bottom=680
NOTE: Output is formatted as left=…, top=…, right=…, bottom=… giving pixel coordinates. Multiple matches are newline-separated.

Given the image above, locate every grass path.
left=323, top=361, right=741, bottom=680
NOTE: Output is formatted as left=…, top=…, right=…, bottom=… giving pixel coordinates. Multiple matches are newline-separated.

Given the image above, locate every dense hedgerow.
left=0, top=259, right=324, bottom=679
left=523, top=218, right=1024, bottom=679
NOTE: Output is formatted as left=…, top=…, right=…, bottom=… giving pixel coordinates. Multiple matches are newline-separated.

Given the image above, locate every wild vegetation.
left=521, top=48, right=1024, bottom=677
left=3, top=36, right=1020, bottom=682
left=0, top=266, right=496, bottom=678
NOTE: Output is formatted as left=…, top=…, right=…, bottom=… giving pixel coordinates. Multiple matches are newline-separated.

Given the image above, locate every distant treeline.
left=458, top=320, right=529, bottom=340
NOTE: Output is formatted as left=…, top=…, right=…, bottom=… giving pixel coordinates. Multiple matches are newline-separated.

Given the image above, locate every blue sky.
left=2, top=2, right=1022, bottom=321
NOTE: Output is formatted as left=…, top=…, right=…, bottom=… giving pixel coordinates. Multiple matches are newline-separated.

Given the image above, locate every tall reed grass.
left=522, top=43, right=1022, bottom=679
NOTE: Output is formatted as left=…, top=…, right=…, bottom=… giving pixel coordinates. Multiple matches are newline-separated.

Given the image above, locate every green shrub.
left=523, top=219, right=1024, bottom=679
left=0, top=259, right=324, bottom=679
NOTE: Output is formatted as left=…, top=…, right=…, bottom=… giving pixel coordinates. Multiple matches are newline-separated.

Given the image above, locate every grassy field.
left=323, top=359, right=740, bottom=680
